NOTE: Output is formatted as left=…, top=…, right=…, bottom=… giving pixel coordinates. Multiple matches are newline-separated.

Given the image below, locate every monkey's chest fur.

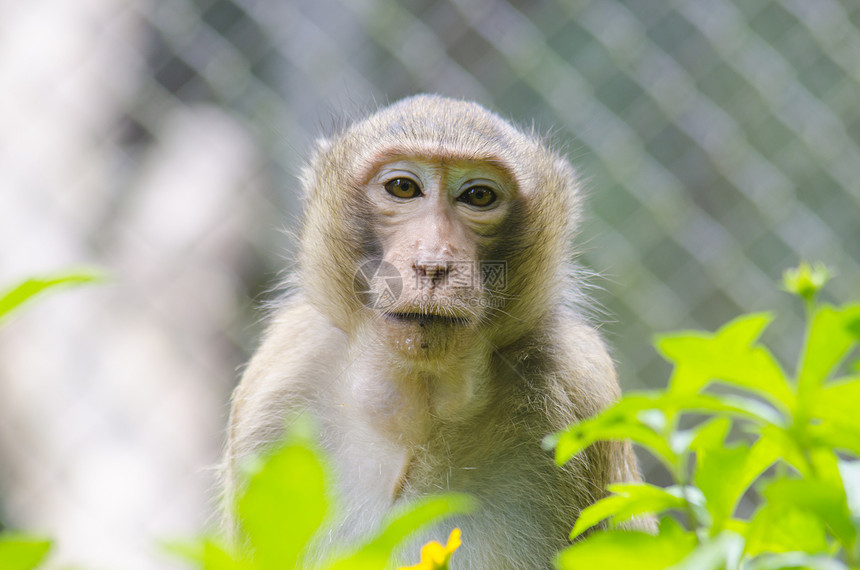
left=306, top=351, right=598, bottom=569
left=226, top=301, right=629, bottom=569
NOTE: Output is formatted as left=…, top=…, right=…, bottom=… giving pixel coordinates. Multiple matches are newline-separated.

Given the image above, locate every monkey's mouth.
left=384, top=312, right=469, bottom=327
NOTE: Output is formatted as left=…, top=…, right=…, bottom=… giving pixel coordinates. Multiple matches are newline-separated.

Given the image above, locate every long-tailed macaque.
left=225, top=95, right=648, bottom=568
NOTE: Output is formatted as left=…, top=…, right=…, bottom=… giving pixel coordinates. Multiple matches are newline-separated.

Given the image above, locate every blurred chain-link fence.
left=1, top=0, right=859, bottom=568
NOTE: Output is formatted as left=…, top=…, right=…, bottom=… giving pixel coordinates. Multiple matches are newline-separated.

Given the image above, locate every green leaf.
left=847, top=313, right=860, bottom=339
left=745, top=552, right=848, bottom=570
left=810, top=377, right=860, bottom=455
left=808, top=422, right=860, bottom=458
left=0, top=534, right=52, bottom=570
left=668, top=531, right=744, bottom=570
left=326, top=494, right=473, bottom=570
left=797, top=304, right=860, bottom=403
left=557, top=518, right=696, bottom=570
left=164, top=537, right=248, bottom=570
left=235, top=428, right=329, bottom=570
left=758, top=426, right=848, bottom=486
left=656, top=313, right=794, bottom=410
left=547, top=394, right=677, bottom=471
left=745, top=503, right=829, bottom=556
left=813, top=376, right=860, bottom=423
left=569, top=483, right=687, bottom=539
left=547, top=391, right=778, bottom=473
left=691, top=419, right=780, bottom=534
left=664, top=393, right=783, bottom=427
left=0, top=269, right=106, bottom=324
left=808, top=419, right=860, bottom=459
left=754, top=478, right=857, bottom=553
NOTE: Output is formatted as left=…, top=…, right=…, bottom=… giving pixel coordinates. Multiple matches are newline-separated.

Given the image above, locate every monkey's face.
left=358, top=157, right=514, bottom=360
left=300, top=97, right=578, bottom=354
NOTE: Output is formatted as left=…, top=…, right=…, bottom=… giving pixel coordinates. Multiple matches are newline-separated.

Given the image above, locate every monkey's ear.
left=300, top=137, right=333, bottom=197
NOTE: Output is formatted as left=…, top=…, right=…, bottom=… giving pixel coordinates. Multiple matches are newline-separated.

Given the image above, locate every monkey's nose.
left=413, top=260, right=449, bottom=285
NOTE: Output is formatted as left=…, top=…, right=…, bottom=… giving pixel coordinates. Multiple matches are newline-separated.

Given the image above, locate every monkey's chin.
left=380, top=312, right=471, bottom=361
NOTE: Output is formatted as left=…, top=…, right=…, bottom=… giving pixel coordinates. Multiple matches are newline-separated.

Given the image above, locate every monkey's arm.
left=226, top=296, right=345, bottom=471
left=551, top=315, right=656, bottom=530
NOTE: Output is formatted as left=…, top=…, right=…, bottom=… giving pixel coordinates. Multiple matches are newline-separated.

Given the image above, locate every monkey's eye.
left=385, top=178, right=422, bottom=199
left=458, top=185, right=497, bottom=208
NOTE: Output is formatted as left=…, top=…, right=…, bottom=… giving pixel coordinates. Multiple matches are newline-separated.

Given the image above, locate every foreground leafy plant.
left=547, top=262, right=860, bottom=569
left=0, top=534, right=52, bottom=570
left=5, top=263, right=858, bottom=569
left=0, top=268, right=104, bottom=570
left=0, top=269, right=105, bottom=324
left=172, top=421, right=470, bottom=570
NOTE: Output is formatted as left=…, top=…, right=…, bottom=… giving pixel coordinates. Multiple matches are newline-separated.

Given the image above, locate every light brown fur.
left=225, top=95, right=648, bottom=568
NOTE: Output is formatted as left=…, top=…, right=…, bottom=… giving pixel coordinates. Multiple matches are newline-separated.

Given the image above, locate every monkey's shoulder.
left=501, top=314, right=620, bottom=422
left=232, top=299, right=345, bottom=408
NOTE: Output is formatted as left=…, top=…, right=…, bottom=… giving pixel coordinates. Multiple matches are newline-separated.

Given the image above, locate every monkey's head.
left=297, top=95, right=582, bottom=361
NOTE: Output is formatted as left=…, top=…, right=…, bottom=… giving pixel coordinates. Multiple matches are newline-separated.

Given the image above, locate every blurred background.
left=1, top=0, right=859, bottom=568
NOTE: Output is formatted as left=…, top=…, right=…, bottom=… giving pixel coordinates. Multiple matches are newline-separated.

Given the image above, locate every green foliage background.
left=6, top=263, right=857, bottom=569
left=551, top=264, right=860, bottom=569
left=5, top=264, right=860, bottom=570
left=166, top=262, right=860, bottom=569
left=0, top=270, right=104, bottom=570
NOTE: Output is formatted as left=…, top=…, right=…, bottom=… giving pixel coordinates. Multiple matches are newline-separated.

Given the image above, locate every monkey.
left=225, top=95, right=650, bottom=568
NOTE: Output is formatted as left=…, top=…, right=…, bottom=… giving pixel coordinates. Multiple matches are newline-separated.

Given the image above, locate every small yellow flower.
left=398, top=528, right=462, bottom=570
